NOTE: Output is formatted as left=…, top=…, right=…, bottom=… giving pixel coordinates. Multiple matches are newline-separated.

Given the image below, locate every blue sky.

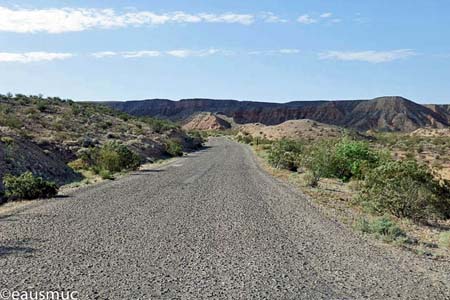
left=0, top=0, right=449, bottom=103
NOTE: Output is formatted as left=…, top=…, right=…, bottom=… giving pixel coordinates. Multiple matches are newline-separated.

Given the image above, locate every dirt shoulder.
left=250, top=143, right=450, bottom=260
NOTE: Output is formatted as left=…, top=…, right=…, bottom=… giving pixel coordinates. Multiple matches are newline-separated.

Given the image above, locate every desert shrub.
left=236, top=133, right=253, bottom=144
left=299, top=140, right=336, bottom=180
left=81, top=142, right=141, bottom=173
left=358, top=160, right=450, bottom=220
left=355, top=216, right=406, bottom=242
left=96, top=142, right=140, bottom=172
left=438, top=231, right=450, bottom=249
left=332, top=138, right=381, bottom=181
left=138, top=117, right=179, bottom=133
left=3, top=172, right=58, bottom=201
left=302, top=170, right=319, bottom=187
left=165, top=139, right=183, bottom=157
left=68, top=158, right=89, bottom=171
left=267, top=139, right=304, bottom=171
left=0, top=113, right=22, bottom=129
left=99, top=169, right=114, bottom=180
left=36, top=102, right=48, bottom=112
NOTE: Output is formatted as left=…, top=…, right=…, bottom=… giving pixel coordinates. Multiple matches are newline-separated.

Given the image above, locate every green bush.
left=99, top=169, right=114, bottom=180
left=355, top=216, right=406, bottom=242
left=81, top=142, right=141, bottom=173
left=3, top=172, right=58, bottom=201
left=138, top=117, right=179, bottom=133
left=358, top=160, right=450, bottom=220
left=267, top=139, right=304, bottom=171
left=165, top=139, right=183, bottom=157
left=332, top=138, right=381, bottom=181
left=36, top=102, right=48, bottom=112
left=296, top=137, right=383, bottom=182
left=299, top=140, right=336, bottom=180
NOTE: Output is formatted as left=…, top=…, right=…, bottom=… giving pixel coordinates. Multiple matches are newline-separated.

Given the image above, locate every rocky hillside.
left=0, top=94, right=200, bottom=198
left=105, top=96, right=449, bottom=132
left=182, top=113, right=231, bottom=131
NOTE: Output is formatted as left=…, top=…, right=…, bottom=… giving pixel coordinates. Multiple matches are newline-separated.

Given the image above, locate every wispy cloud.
left=166, top=49, right=222, bottom=58
left=122, top=51, right=161, bottom=58
left=320, top=12, right=332, bottom=18
left=261, top=12, right=287, bottom=23
left=91, top=51, right=117, bottom=58
left=248, top=49, right=301, bottom=55
left=298, top=12, right=343, bottom=25
left=0, top=52, right=73, bottom=63
left=91, top=48, right=300, bottom=58
left=297, top=14, right=317, bottom=24
left=92, top=49, right=225, bottom=59
left=0, top=6, right=255, bottom=33
left=0, top=48, right=302, bottom=63
left=319, top=49, right=417, bottom=63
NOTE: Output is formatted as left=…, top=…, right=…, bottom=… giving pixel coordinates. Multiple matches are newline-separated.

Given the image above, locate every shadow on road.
left=0, top=240, right=35, bottom=257
left=0, top=214, right=17, bottom=222
left=0, top=246, right=35, bottom=257
left=130, top=169, right=165, bottom=176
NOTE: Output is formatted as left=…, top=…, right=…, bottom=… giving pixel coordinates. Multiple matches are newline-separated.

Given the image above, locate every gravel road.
left=0, top=137, right=449, bottom=299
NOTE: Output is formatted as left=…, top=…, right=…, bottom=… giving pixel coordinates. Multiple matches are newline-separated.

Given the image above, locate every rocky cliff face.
left=105, top=96, right=449, bottom=132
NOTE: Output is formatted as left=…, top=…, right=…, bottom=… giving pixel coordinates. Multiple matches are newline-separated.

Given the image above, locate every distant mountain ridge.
left=104, top=96, right=450, bottom=132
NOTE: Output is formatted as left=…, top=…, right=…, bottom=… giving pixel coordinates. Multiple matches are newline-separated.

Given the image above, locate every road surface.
left=0, top=137, right=449, bottom=299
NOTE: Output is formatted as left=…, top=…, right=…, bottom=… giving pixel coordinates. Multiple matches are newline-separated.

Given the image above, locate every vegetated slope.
left=0, top=94, right=200, bottom=198
left=182, top=112, right=231, bottom=131
left=105, top=96, right=448, bottom=132
left=238, top=119, right=344, bottom=141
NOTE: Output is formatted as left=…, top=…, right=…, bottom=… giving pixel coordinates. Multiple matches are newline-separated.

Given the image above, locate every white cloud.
left=91, top=51, right=117, bottom=58
left=0, top=6, right=255, bottom=33
left=122, top=51, right=161, bottom=58
left=0, top=52, right=73, bottom=63
left=166, top=49, right=221, bottom=58
left=277, top=49, right=301, bottom=54
left=198, top=13, right=254, bottom=25
left=297, top=14, right=317, bottom=24
left=319, top=49, right=417, bottom=63
left=248, top=49, right=301, bottom=55
left=261, top=12, right=287, bottom=23
left=320, top=12, right=332, bottom=18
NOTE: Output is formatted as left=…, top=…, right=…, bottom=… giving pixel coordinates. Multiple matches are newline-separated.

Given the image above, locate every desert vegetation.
left=237, top=132, right=450, bottom=255
left=0, top=93, right=202, bottom=203
left=2, top=172, right=58, bottom=202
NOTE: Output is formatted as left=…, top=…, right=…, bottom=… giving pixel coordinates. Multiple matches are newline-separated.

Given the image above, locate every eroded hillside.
left=105, top=96, right=450, bottom=132
left=0, top=94, right=201, bottom=199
